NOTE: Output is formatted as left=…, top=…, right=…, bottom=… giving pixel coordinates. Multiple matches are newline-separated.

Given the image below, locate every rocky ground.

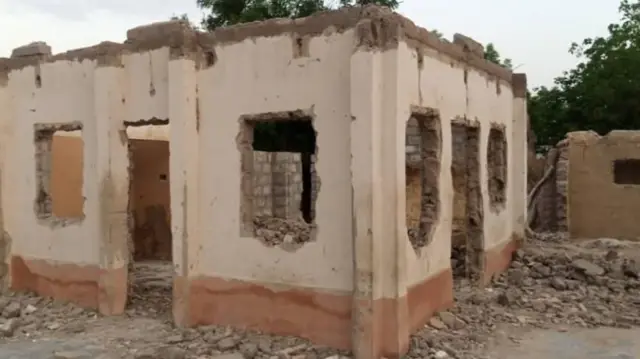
left=407, top=233, right=640, bottom=359
left=0, top=234, right=639, bottom=359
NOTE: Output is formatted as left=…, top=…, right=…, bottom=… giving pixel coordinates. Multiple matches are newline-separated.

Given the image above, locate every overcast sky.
left=0, top=0, right=621, bottom=88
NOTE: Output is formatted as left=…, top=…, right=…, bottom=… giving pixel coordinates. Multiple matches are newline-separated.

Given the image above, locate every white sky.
left=0, top=0, right=621, bottom=88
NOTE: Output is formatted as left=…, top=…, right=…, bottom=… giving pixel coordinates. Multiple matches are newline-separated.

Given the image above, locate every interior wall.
left=129, top=139, right=171, bottom=261
left=51, top=135, right=84, bottom=218
left=50, top=135, right=172, bottom=261
left=196, top=31, right=355, bottom=292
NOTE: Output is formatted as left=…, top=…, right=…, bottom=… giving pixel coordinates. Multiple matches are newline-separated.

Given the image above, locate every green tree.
left=529, top=0, right=640, bottom=150
left=197, top=0, right=400, bottom=30
left=484, top=43, right=513, bottom=69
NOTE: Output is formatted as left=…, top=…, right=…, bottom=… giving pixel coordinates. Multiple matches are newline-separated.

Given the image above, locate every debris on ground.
left=407, top=233, right=640, bottom=358
left=0, top=234, right=638, bottom=358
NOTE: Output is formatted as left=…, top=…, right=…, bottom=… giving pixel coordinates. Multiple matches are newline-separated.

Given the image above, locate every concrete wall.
left=0, top=6, right=528, bottom=358
left=567, top=131, right=640, bottom=240
left=49, top=132, right=172, bottom=261
left=50, top=134, right=85, bottom=218
left=396, top=41, right=526, bottom=292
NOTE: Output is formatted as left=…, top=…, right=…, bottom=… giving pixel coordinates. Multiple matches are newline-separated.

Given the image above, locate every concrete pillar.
left=167, top=52, right=199, bottom=328
left=511, top=73, right=528, bottom=241
left=95, top=56, right=128, bottom=315
left=350, top=47, right=410, bottom=359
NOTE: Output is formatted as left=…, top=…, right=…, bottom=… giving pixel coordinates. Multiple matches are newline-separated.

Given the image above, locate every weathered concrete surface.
left=488, top=327, right=640, bottom=359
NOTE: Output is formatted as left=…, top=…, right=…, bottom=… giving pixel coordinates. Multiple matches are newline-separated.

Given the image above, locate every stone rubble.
left=254, top=216, right=315, bottom=249
left=406, top=234, right=640, bottom=358
left=0, top=233, right=638, bottom=359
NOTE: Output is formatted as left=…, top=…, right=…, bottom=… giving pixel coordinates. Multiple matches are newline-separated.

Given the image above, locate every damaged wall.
left=252, top=151, right=304, bottom=220
left=566, top=131, right=640, bottom=240
left=397, top=35, right=526, bottom=290
left=49, top=132, right=172, bottom=261
left=449, top=121, right=484, bottom=281
left=0, top=6, right=528, bottom=358
left=129, top=139, right=171, bottom=261
left=251, top=150, right=316, bottom=250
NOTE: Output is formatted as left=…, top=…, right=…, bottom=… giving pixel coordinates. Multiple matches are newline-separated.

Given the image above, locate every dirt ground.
left=1, top=234, right=639, bottom=359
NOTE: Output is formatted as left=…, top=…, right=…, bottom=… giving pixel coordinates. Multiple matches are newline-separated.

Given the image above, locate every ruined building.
left=533, top=130, right=640, bottom=240
left=0, top=6, right=528, bottom=358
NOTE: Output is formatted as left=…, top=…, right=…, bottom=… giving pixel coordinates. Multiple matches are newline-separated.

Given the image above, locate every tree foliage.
left=529, top=0, right=640, bottom=150
left=198, top=0, right=400, bottom=30
left=484, top=43, right=513, bottom=69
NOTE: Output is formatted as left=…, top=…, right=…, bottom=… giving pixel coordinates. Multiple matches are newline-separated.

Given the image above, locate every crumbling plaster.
left=395, top=42, right=526, bottom=289
left=567, top=130, right=640, bottom=240
left=0, top=5, right=528, bottom=357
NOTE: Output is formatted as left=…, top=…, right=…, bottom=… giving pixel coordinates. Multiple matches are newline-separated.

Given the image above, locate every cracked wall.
left=34, top=122, right=85, bottom=226
left=487, top=125, right=507, bottom=211
left=0, top=6, right=528, bottom=355
left=238, top=114, right=319, bottom=251
left=405, top=108, right=442, bottom=252
left=565, top=131, right=640, bottom=239
left=450, top=121, right=483, bottom=281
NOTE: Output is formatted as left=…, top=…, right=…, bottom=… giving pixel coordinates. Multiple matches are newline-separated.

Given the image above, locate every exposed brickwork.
left=247, top=151, right=317, bottom=249
left=253, top=151, right=304, bottom=220
left=405, top=117, right=421, bottom=166
left=532, top=139, right=568, bottom=233
left=405, top=107, right=441, bottom=252
left=487, top=125, right=507, bottom=210
left=555, top=140, right=569, bottom=232
left=252, top=151, right=275, bottom=217
left=450, top=120, right=483, bottom=282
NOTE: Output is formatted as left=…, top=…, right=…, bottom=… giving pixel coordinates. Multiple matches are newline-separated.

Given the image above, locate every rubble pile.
left=1, top=233, right=639, bottom=358
left=254, top=216, right=315, bottom=248
left=407, top=234, right=640, bottom=359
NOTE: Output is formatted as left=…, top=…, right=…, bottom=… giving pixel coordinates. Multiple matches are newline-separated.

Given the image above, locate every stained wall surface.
left=48, top=131, right=172, bottom=261
left=567, top=131, right=640, bottom=240
left=50, top=134, right=84, bottom=218
left=395, top=41, right=527, bottom=293
left=0, top=6, right=528, bottom=359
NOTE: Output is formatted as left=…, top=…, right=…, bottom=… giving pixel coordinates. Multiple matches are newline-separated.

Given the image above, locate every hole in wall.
left=450, top=120, right=484, bottom=283
left=487, top=125, right=507, bottom=210
left=292, top=36, right=309, bottom=58
left=34, top=122, right=85, bottom=225
left=613, top=159, right=640, bottom=185
left=204, top=51, right=216, bottom=67
left=123, top=122, right=173, bottom=317
left=239, top=112, right=319, bottom=251
left=405, top=107, right=441, bottom=253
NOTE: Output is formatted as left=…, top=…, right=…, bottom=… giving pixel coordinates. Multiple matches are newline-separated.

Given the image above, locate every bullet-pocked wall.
left=0, top=6, right=528, bottom=359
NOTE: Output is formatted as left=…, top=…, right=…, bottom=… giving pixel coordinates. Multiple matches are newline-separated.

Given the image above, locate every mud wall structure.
left=535, top=131, right=640, bottom=239
left=0, top=6, right=528, bottom=358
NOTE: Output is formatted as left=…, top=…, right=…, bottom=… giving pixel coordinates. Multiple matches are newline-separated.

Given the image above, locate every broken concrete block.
left=453, top=33, right=484, bottom=57
left=11, top=41, right=51, bottom=58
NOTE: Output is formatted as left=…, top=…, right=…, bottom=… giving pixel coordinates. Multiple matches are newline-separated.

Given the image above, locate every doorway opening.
left=450, top=120, right=484, bottom=284
left=124, top=122, right=172, bottom=318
